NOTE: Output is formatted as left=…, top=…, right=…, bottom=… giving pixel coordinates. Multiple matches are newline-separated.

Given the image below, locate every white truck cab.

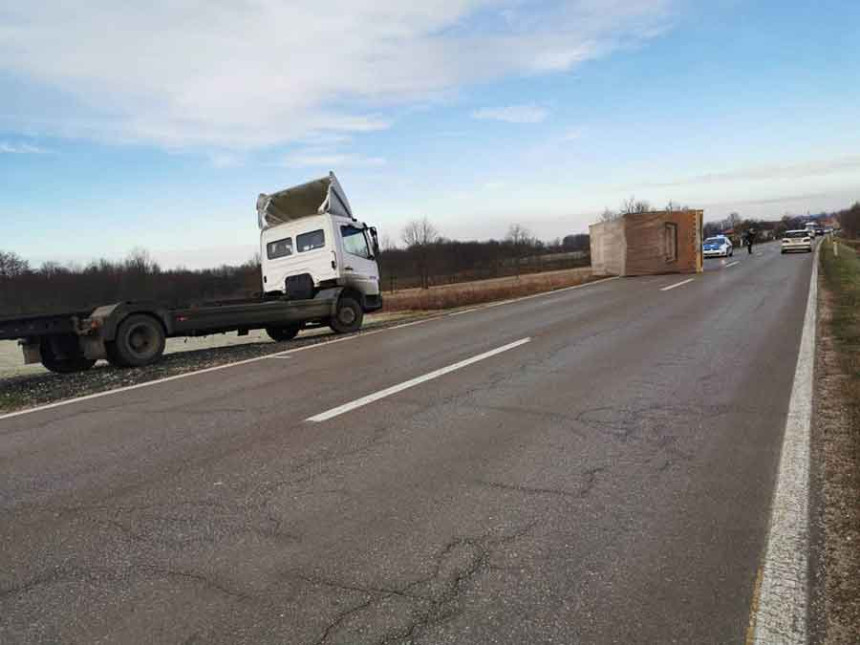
left=257, top=172, right=382, bottom=314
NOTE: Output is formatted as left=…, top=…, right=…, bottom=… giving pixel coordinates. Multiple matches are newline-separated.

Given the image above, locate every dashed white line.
left=660, top=278, right=695, bottom=292
left=726, top=261, right=740, bottom=268
left=0, top=276, right=618, bottom=422
left=306, top=337, right=531, bottom=423
left=751, top=244, right=818, bottom=644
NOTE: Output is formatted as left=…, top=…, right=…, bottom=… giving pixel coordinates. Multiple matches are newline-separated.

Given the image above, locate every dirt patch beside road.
left=811, top=238, right=860, bottom=644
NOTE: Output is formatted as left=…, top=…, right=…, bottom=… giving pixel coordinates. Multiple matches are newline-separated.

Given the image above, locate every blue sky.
left=1, top=0, right=859, bottom=268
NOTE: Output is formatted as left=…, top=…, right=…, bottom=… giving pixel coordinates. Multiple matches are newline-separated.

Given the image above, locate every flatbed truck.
left=0, top=173, right=382, bottom=373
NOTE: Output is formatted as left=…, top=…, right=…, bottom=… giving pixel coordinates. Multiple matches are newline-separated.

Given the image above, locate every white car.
left=703, top=235, right=733, bottom=258
left=781, top=230, right=813, bottom=254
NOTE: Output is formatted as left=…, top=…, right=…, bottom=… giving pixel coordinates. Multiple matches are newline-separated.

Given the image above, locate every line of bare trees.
left=0, top=249, right=261, bottom=317
left=599, top=197, right=692, bottom=222
left=837, top=202, right=860, bottom=238
left=383, top=217, right=589, bottom=291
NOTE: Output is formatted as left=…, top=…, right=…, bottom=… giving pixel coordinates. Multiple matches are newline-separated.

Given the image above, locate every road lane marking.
left=0, top=328, right=394, bottom=422
left=306, top=337, right=531, bottom=423
left=751, top=244, right=818, bottom=644
left=660, top=278, right=695, bottom=292
left=0, top=276, right=619, bottom=423
left=389, top=317, right=441, bottom=330
left=726, top=261, right=740, bottom=268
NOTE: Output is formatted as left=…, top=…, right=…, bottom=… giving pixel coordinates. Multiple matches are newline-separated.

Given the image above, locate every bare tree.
left=125, top=247, right=160, bottom=274
left=38, top=261, right=63, bottom=277
left=506, top=223, right=535, bottom=276
left=0, top=250, right=29, bottom=279
left=727, top=212, right=742, bottom=229
left=380, top=233, right=396, bottom=251
left=401, top=217, right=440, bottom=288
left=620, top=196, right=652, bottom=214
left=600, top=208, right=619, bottom=222
left=401, top=217, right=440, bottom=248
left=505, top=223, right=532, bottom=247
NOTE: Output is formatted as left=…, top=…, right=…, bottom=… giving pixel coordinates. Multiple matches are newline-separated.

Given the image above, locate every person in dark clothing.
left=744, top=229, right=755, bottom=254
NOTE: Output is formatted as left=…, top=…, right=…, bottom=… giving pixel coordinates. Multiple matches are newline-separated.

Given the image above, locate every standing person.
left=745, top=229, right=755, bottom=254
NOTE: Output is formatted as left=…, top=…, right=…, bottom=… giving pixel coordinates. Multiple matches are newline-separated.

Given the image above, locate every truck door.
left=339, top=223, right=380, bottom=296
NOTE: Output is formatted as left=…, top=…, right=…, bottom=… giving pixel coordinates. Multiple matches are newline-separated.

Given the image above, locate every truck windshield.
left=297, top=229, right=325, bottom=252
left=266, top=237, right=293, bottom=259
left=341, top=225, right=372, bottom=259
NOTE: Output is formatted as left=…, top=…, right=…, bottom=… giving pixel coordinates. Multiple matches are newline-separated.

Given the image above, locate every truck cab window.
left=341, top=225, right=372, bottom=259
left=266, top=237, right=293, bottom=260
left=297, top=229, right=325, bottom=252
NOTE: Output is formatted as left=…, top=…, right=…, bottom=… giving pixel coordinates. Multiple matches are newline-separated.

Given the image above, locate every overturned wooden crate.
left=589, top=210, right=703, bottom=276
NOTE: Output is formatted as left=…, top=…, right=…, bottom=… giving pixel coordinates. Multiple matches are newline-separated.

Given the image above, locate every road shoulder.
left=810, top=238, right=860, bottom=644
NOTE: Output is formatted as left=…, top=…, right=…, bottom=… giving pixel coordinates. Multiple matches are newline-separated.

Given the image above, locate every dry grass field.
left=383, top=266, right=594, bottom=311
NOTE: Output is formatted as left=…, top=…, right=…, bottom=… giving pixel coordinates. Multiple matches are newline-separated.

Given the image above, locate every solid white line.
left=389, top=317, right=440, bottom=330
left=726, top=261, right=740, bottom=268
left=660, top=278, right=695, bottom=292
left=752, top=244, right=818, bottom=644
left=448, top=307, right=480, bottom=317
left=306, top=337, right=531, bottom=423
left=0, top=276, right=618, bottom=423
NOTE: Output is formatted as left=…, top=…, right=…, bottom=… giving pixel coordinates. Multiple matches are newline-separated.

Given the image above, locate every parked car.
left=781, top=230, right=813, bottom=254
left=703, top=235, right=733, bottom=258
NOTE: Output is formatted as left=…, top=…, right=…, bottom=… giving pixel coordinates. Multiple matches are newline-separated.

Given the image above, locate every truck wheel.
left=329, top=296, right=363, bottom=334
left=40, top=338, right=96, bottom=374
left=109, top=314, right=166, bottom=367
left=266, top=323, right=301, bottom=342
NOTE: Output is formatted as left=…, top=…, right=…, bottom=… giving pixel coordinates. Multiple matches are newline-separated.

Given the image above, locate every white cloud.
left=472, top=104, right=549, bottom=124
left=645, top=155, right=860, bottom=187
left=0, top=1, right=674, bottom=149
left=0, top=141, right=49, bottom=154
left=283, top=153, right=386, bottom=169
left=208, top=151, right=244, bottom=168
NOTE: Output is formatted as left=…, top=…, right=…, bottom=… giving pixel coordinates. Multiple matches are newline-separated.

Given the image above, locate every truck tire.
left=329, top=296, right=363, bottom=334
left=108, top=314, right=166, bottom=367
left=40, top=338, right=96, bottom=374
left=266, top=323, right=301, bottom=342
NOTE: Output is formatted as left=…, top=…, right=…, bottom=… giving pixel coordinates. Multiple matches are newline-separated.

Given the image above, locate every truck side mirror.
left=369, top=227, right=380, bottom=257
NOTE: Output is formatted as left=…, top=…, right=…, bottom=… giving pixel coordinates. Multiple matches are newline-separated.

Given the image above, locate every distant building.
left=589, top=210, right=704, bottom=276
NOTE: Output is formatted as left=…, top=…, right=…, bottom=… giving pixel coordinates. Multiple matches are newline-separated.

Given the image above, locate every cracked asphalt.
left=0, top=244, right=816, bottom=644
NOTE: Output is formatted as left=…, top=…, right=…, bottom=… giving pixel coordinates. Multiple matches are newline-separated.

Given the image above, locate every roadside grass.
left=821, top=238, right=860, bottom=375
left=384, top=267, right=594, bottom=311
left=815, top=236, right=860, bottom=643
left=0, top=391, right=25, bottom=411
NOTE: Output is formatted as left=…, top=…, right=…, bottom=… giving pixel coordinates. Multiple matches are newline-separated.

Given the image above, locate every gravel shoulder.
left=0, top=311, right=433, bottom=414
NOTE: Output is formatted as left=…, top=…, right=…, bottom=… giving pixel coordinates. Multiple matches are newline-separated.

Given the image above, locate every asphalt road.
left=0, top=242, right=816, bottom=644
